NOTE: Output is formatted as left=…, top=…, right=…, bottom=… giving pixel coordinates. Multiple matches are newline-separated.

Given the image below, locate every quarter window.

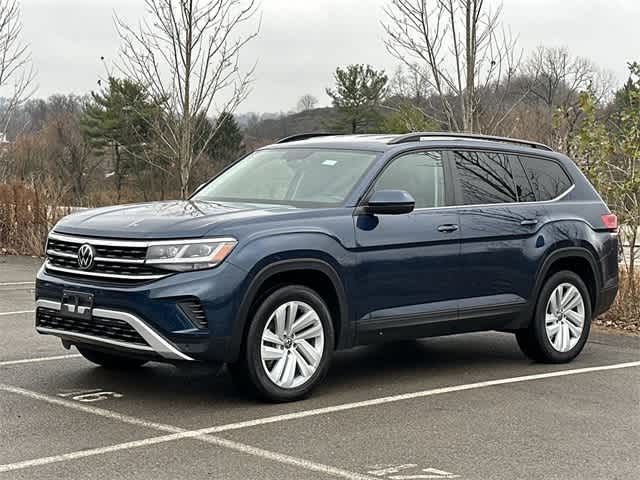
left=454, top=151, right=517, bottom=204
left=373, top=151, right=446, bottom=208
left=518, top=156, right=572, bottom=201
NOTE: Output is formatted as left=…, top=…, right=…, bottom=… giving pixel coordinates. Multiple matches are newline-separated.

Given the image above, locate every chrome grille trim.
left=46, top=249, right=77, bottom=259
left=44, top=261, right=166, bottom=281
left=47, top=232, right=154, bottom=248
left=47, top=232, right=237, bottom=248
left=46, top=250, right=146, bottom=264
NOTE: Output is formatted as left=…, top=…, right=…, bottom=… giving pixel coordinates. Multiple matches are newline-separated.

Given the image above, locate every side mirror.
left=362, top=189, right=415, bottom=215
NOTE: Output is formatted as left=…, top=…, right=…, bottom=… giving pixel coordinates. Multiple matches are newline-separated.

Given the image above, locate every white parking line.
left=190, top=360, right=640, bottom=435
left=0, top=383, right=376, bottom=479
left=0, top=360, right=638, bottom=475
left=0, top=309, right=34, bottom=317
left=0, top=354, right=81, bottom=366
left=0, top=384, right=185, bottom=432
left=0, top=281, right=35, bottom=286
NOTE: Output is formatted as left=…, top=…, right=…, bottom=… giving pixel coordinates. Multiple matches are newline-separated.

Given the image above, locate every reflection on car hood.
left=53, top=200, right=299, bottom=239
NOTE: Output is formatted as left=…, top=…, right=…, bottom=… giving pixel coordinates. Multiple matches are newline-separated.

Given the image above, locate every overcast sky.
left=21, top=0, right=639, bottom=113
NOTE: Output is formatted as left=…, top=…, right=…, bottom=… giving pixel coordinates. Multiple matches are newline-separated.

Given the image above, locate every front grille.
left=48, top=237, right=148, bottom=260
left=36, top=307, right=149, bottom=346
left=45, top=234, right=167, bottom=282
left=178, top=299, right=208, bottom=329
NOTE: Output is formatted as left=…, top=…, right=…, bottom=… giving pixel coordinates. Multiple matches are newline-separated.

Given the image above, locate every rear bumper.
left=594, top=285, right=618, bottom=317
left=35, top=261, right=248, bottom=363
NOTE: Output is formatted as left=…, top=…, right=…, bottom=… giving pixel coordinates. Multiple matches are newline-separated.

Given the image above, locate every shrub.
left=0, top=182, right=71, bottom=256
left=595, top=272, right=640, bottom=335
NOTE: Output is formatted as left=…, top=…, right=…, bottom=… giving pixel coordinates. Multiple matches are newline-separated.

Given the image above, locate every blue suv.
left=35, top=132, right=619, bottom=402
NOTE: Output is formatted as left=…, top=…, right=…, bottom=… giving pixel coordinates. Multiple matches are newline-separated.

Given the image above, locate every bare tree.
left=45, top=95, right=101, bottom=206
left=296, top=94, right=318, bottom=112
left=0, top=0, right=35, bottom=135
left=525, top=47, right=613, bottom=108
left=388, top=64, right=432, bottom=103
left=525, top=46, right=615, bottom=151
left=115, top=0, right=259, bottom=198
left=382, top=0, right=524, bottom=133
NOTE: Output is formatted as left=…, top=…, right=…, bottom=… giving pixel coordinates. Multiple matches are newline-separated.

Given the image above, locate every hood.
left=53, top=200, right=298, bottom=239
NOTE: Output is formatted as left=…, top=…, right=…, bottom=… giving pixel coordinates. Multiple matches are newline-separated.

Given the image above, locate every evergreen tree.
left=326, top=64, right=388, bottom=133
left=81, top=77, right=156, bottom=201
left=194, top=111, right=244, bottom=176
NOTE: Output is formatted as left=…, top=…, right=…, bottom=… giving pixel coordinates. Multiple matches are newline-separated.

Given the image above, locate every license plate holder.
left=61, top=290, right=94, bottom=320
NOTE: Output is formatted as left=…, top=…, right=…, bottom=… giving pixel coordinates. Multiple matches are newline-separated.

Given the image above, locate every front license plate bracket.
left=60, top=290, right=94, bottom=320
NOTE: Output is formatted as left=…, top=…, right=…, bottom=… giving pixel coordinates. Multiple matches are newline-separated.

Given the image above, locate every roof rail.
left=387, top=132, right=553, bottom=151
left=275, top=132, right=340, bottom=144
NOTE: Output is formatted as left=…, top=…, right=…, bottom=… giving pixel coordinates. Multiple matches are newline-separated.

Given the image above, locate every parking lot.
left=1, top=256, right=638, bottom=480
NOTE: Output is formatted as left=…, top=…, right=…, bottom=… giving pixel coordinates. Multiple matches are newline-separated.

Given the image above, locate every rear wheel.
left=229, top=285, right=334, bottom=402
left=77, top=346, right=148, bottom=369
left=516, top=270, right=592, bottom=363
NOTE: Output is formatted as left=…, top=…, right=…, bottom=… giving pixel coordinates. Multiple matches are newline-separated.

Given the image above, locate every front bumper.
left=36, top=299, right=194, bottom=361
left=35, top=261, right=248, bottom=363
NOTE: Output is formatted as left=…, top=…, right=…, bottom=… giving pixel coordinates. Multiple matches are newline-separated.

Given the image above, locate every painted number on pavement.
left=58, top=388, right=123, bottom=403
left=367, top=464, right=460, bottom=479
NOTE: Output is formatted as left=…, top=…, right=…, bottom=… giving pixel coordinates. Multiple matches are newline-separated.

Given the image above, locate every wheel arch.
left=528, top=247, right=602, bottom=323
left=225, top=258, right=350, bottom=363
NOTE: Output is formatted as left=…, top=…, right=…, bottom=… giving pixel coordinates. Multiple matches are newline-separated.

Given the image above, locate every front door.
left=353, top=150, right=462, bottom=342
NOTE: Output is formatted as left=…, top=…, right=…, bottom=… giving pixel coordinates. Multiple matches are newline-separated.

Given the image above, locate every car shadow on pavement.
left=62, top=332, right=528, bottom=405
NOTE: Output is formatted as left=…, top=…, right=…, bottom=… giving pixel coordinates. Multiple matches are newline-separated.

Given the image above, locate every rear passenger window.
left=518, top=156, right=572, bottom=201
left=454, top=151, right=517, bottom=204
left=374, top=151, right=445, bottom=208
left=509, top=156, right=536, bottom=202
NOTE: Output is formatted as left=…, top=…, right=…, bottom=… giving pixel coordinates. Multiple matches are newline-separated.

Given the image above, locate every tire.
left=516, top=270, right=592, bottom=363
left=77, top=346, right=148, bottom=369
left=229, top=285, right=335, bottom=402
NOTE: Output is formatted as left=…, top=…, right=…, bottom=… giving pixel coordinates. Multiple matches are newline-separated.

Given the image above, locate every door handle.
left=520, top=218, right=539, bottom=226
left=437, top=224, right=459, bottom=233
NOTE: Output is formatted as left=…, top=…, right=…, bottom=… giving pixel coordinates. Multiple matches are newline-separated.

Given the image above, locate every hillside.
left=243, top=107, right=343, bottom=148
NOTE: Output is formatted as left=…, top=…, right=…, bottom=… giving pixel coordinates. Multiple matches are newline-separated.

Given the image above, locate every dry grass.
left=0, top=181, right=177, bottom=256
left=594, top=272, right=640, bottom=335
left=0, top=183, right=68, bottom=256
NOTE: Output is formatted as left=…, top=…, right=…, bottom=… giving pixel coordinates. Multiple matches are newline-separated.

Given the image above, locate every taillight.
left=601, top=213, right=618, bottom=231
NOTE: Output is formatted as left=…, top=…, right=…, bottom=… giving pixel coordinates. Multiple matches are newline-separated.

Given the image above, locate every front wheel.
left=516, top=270, right=592, bottom=363
left=229, top=285, right=334, bottom=402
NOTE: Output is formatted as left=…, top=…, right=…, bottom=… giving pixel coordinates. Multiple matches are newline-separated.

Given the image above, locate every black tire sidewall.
left=532, top=271, right=592, bottom=362
left=244, top=285, right=334, bottom=402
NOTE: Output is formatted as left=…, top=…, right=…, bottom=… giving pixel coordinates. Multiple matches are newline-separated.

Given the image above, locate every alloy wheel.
left=260, top=301, right=325, bottom=389
left=545, top=282, right=585, bottom=352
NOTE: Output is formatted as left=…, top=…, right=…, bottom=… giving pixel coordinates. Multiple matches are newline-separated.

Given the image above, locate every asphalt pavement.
left=0, top=256, right=638, bottom=480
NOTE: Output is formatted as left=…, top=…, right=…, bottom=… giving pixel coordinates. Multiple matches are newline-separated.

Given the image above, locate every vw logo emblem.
left=77, top=244, right=96, bottom=270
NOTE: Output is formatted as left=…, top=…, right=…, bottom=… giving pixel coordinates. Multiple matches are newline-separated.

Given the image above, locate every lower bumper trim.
left=35, top=299, right=195, bottom=361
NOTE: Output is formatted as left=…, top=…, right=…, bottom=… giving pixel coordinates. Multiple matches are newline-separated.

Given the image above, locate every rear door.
left=452, top=149, right=542, bottom=328
left=353, top=149, right=462, bottom=342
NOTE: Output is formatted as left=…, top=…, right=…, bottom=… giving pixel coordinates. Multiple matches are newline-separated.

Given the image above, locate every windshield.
left=193, top=148, right=379, bottom=207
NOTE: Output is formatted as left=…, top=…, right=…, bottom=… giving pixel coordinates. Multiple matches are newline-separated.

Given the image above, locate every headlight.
left=145, top=238, right=237, bottom=271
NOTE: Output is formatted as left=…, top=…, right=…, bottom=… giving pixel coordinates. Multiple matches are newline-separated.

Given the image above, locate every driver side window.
left=373, top=151, right=446, bottom=209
